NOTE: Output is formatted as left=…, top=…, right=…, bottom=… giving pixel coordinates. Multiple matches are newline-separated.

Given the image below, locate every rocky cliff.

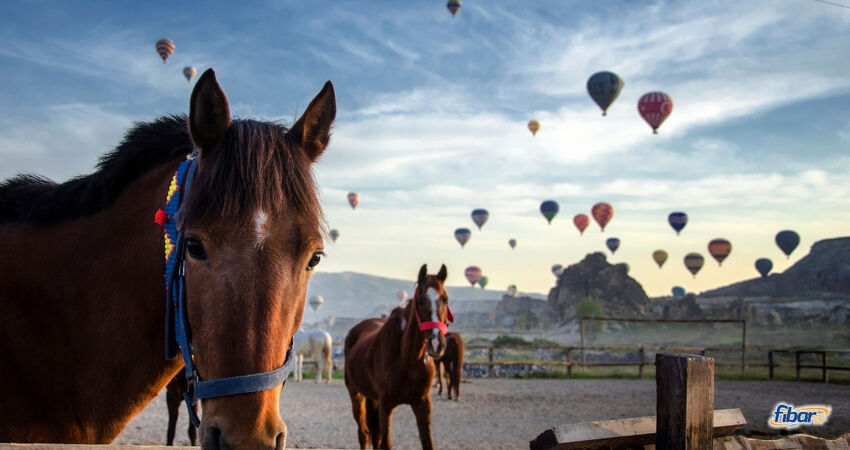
left=547, top=252, right=651, bottom=322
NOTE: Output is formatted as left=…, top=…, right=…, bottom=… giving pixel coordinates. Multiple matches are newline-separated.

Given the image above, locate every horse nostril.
left=204, top=426, right=222, bottom=450
left=275, top=431, right=286, bottom=450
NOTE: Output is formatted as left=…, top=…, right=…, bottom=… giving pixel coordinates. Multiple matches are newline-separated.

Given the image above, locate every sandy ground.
left=114, top=378, right=850, bottom=448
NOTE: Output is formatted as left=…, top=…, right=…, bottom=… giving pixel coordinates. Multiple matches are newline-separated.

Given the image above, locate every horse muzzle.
left=426, top=329, right=446, bottom=358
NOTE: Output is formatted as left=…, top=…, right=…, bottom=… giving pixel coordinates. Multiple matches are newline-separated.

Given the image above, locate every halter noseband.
left=413, top=292, right=454, bottom=336
left=157, top=151, right=295, bottom=427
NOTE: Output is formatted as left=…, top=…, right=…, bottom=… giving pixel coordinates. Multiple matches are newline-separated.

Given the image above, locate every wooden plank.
left=528, top=408, right=745, bottom=450
left=656, top=354, right=714, bottom=450
left=0, top=445, right=196, bottom=449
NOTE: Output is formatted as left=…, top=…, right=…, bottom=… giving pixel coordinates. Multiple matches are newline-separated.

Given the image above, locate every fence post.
left=580, top=319, right=585, bottom=374
left=656, top=354, right=715, bottom=450
left=566, top=347, right=572, bottom=378
left=768, top=351, right=774, bottom=380
left=488, top=346, right=495, bottom=378
left=795, top=351, right=801, bottom=382
left=741, top=320, right=747, bottom=373
left=638, top=347, right=645, bottom=379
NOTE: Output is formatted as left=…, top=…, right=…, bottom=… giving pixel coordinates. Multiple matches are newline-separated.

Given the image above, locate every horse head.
left=179, top=69, right=334, bottom=449
left=413, top=264, right=452, bottom=358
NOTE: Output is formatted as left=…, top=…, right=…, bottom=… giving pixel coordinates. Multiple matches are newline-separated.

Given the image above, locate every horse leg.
left=377, top=399, right=396, bottom=449
left=445, top=362, right=453, bottom=400
left=367, top=399, right=382, bottom=449
left=165, top=386, right=179, bottom=446
left=451, top=362, right=460, bottom=401
left=324, top=345, right=333, bottom=383
left=188, top=402, right=198, bottom=445
left=314, top=356, right=321, bottom=383
left=411, top=397, right=434, bottom=450
left=435, top=361, right=443, bottom=395
left=349, top=391, right=370, bottom=449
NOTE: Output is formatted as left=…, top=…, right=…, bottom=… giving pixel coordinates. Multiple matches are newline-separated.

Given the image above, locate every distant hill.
left=701, top=237, right=850, bottom=298
left=304, top=271, right=546, bottom=321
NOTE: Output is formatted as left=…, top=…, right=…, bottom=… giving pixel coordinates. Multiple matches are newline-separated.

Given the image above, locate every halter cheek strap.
left=413, top=301, right=453, bottom=335
left=157, top=151, right=295, bottom=427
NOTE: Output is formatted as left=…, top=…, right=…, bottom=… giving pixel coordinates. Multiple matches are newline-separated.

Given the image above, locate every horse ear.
left=437, top=264, right=448, bottom=283
left=289, top=81, right=336, bottom=162
left=189, top=68, right=231, bottom=156
left=418, top=264, right=428, bottom=284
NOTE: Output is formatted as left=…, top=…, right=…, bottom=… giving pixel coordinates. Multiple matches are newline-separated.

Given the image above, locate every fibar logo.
left=769, top=402, right=831, bottom=429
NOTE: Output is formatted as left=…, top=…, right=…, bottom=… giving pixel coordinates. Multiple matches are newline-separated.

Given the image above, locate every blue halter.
left=161, top=152, right=295, bottom=427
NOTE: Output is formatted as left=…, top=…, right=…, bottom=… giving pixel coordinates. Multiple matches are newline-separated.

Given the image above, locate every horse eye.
left=306, top=251, right=323, bottom=271
left=185, top=238, right=207, bottom=260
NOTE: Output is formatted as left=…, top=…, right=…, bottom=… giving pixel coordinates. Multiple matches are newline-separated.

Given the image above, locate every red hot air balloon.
left=638, top=92, right=673, bottom=134
left=591, top=202, right=614, bottom=232
left=155, top=39, right=175, bottom=63
left=347, top=192, right=359, bottom=209
left=573, top=214, right=590, bottom=235
left=708, top=238, right=732, bottom=266
left=464, top=266, right=482, bottom=286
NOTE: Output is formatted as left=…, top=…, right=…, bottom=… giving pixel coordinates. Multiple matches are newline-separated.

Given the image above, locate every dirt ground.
left=114, top=378, right=850, bottom=449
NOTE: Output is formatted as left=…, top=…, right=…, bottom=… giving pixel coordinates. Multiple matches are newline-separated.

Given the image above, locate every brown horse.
left=344, top=264, right=452, bottom=449
left=0, top=69, right=335, bottom=449
left=433, top=332, right=464, bottom=401
left=166, top=372, right=197, bottom=446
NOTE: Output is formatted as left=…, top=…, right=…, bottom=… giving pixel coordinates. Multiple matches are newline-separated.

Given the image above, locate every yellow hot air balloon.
left=527, top=120, right=540, bottom=136
left=183, top=66, right=197, bottom=82
left=652, top=250, right=668, bottom=268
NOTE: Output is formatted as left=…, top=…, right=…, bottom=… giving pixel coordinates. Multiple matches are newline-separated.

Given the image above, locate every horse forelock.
left=183, top=119, right=323, bottom=227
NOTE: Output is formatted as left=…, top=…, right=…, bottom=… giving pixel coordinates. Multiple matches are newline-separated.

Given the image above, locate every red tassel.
left=154, top=209, right=169, bottom=225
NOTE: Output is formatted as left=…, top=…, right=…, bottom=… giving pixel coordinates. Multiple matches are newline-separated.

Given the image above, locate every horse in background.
left=433, top=332, right=464, bottom=401
left=293, top=329, right=333, bottom=382
left=0, top=69, right=336, bottom=448
left=165, top=372, right=197, bottom=446
left=344, top=264, right=453, bottom=449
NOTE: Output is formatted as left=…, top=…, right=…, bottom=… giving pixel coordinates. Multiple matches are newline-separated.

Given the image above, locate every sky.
left=1, top=1, right=849, bottom=298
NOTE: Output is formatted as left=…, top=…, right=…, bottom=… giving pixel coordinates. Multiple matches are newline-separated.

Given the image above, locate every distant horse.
left=165, top=372, right=197, bottom=446
left=293, top=329, right=333, bottom=382
left=0, top=69, right=336, bottom=449
left=344, top=264, right=453, bottom=449
left=433, top=332, right=464, bottom=400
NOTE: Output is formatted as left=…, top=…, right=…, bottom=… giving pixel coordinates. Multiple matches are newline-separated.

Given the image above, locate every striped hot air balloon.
left=527, top=120, right=540, bottom=136
left=638, top=92, right=673, bottom=134
left=591, top=202, right=614, bottom=231
left=155, top=39, right=175, bottom=63
left=668, top=212, right=688, bottom=235
left=454, top=228, right=471, bottom=248
left=573, top=214, right=590, bottom=235
left=471, top=209, right=489, bottom=230
left=708, top=238, right=732, bottom=266
left=684, top=253, right=704, bottom=278
left=464, top=266, right=482, bottom=286
left=652, top=250, right=668, bottom=268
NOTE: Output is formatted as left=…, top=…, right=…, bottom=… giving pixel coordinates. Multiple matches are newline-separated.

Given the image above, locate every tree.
left=577, top=297, right=604, bottom=339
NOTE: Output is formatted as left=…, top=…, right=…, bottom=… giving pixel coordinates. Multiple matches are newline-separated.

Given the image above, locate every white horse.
left=292, top=329, right=333, bottom=383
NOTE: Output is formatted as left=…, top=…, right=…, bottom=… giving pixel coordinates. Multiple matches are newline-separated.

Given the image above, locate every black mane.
left=0, top=115, right=192, bottom=225
left=0, top=114, right=321, bottom=227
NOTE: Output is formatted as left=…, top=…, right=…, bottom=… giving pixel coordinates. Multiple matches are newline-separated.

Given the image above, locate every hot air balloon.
left=652, top=250, right=668, bottom=268
left=755, top=258, right=773, bottom=278
left=586, top=71, right=624, bottom=116
left=573, top=214, right=590, bottom=235
left=668, top=212, right=687, bottom=235
left=638, top=91, right=673, bottom=134
left=155, top=39, right=175, bottom=63
left=506, top=284, right=518, bottom=297
left=454, top=228, right=471, bottom=248
left=671, top=286, right=686, bottom=297
left=591, top=202, right=613, bottom=231
left=347, top=192, right=359, bottom=209
left=329, top=229, right=340, bottom=243
left=508, top=238, right=517, bottom=249
left=540, top=200, right=559, bottom=224
left=464, top=266, right=482, bottom=286
left=478, top=276, right=489, bottom=289
left=684, top=253, right=704, bottom=278
left=309, top=295, right=323, bottom=311
left=708, top=238, right=732, bottom=266
left=606, top=237, right=620, bottom=254
left=527, top=120, right=540, bottom=136
left=775, top=230, right=800, bottom=259
left=551, top=264, right=564, bottom=277
left=396, top=290, right=408, bottom=303
left=446, top=0, right=461, bottom=17
left=182, top=66, right=197, bottom=82
left=471, top=209, right=489, bottom=230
